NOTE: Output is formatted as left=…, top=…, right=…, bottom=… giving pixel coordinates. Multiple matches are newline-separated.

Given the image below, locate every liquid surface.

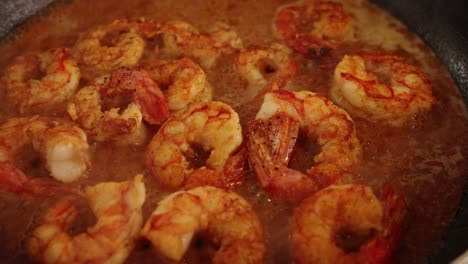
left=0, top=0, right=467, bottom=263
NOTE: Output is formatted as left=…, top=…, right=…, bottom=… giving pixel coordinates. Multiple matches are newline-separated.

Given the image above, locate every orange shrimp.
left=0, top=117, right=89, bottom=196
left=146, top=101, right=243, bottom=190
left=274, top=0, right=353, bottom=58
left=246, top=90, right=361, bottom=202
left=1, top=48, right=80, bottom=113
left=236, top=43, right=297, bottom=100
left=27, top=175, right=145, bottom=264
left=162, top=20, right=243, bottom=68
left=290, top=184, right=406, bottom=264
left=331, top=53, right=436, bottom=126
left=145, top=57, right=212, bottom=112
left=141, top=186, right=265, bottom=263
left=67, top=68, right=168, bottom=145
left=73, top=20, right=147, bottom=79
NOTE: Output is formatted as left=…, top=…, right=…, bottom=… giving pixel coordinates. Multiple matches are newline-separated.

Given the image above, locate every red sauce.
left=0, top=0, right=467, bottom=263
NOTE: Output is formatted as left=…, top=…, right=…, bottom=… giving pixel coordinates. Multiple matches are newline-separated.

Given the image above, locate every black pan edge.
left=372, top=0, right=468, bottom=263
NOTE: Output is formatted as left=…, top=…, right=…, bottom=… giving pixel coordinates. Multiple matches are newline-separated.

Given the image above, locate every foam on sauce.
left=0, top=0, right=467, bottom=263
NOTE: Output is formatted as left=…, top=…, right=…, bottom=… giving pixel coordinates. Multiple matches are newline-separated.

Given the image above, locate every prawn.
left=246, top=90, right=361, bottom=201
left=330, top=53, right=436, bottom=126
left=27, top=174, right=146, bottom=264
left=162, top=20, right=243, bottom=69
left=141, top=186, right=265, bottom=263
left=0, top=116, right=89, bottom=196
left=67, top=67, right=168, bottom=145
left=145, top=101, right=243, bottom=190
left=144, top=57, right=212, bottom=112
left=1, top=48, right=80, bottom=113
left=73, top=20, right=146, bottom=79
left=236, top=43, right=297, bottom=100
left=274, top=0, right=353, bottom=58
left=290, top=184, right=406, bottom=264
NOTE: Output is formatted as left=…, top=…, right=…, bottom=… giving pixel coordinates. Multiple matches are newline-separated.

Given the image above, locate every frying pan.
left=0, top=0, right=466, bottom=263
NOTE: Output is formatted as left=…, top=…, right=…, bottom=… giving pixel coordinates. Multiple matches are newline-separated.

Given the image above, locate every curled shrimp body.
left=236, top=43, right=297, bottom=99
left=67, top=68, right=168, bottom=145
left=246, top=90, right=361, bottom=201
left=73, top=20, right=146, bottom=79
left=0, top=117, right=89, bottom=195
left=162, top=20, right=243, bottom=69
left=290, top=184, right=406, bottom=264
left=330, top=53, right=436, bottom=126
left=1, top=48, right=80, bottom=113
left=146, top=101, right=243, bottom=190
left=141, top=186, right=265, bottom=263
left=27, top=174, right=145, bottom=264
left=145, top=58, right=212, bottom=112
left=274, top=0, right=353, bottom=58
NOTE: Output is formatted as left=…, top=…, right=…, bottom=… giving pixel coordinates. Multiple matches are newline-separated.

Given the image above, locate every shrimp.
left=0, top=116, right=89, bottom=195
left=246, top=90, right=361, bottom=201
left=141, top=186, right=265, bottom=263
left=1, top=48, right=80, bottom=113
left=27, top=174, right=145, bottom=264
left=144, top=57, right=212, bottom=112
left=73, top=20, right=146, bottom=79
left=330, top=53, right=436, bottom=126
left=236, top=43, right=298, bottom=100
left=162, top=20, right=243, bottom=69
left=274, top=0, right=353, bottom=58
left=67, top=67, right=168, bottom=145
left=146, top=101, right=243, bottom=190
left=290, top=184, right=406, bottom=264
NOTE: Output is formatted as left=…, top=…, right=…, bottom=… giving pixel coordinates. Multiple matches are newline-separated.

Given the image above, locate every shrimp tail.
left=359, top=186, right=406, bottom=264
left=223, top=146, right=249, bottom=187
left=132, top=69, right=169, bottom=124
left=246, top=113, right=317, bottom=201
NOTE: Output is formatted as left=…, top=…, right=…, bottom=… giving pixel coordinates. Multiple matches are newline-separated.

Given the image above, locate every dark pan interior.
left=0, top=0, right=467, bottom=263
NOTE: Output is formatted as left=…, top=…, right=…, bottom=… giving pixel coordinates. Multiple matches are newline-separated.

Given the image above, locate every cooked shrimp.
left=162, top=20, right=243, bottom=68
left=1, top=48, right=80, bottom=113
left=145, top=58, right=212, bottom=111
left=236, top=43, right=297, bottom=99
left=0, top=116, right=89, bottom=195
left=246, top=90, right=361, bottom=201
left=27, top=174, right=145, bottom=264
left=290, top=184, right=406, bottom=264
left=141, top=186, right=265, bottom=263
left=73, top=20, right=146, bottom=79
left=146, top=101, right=242, bottom=190
left=67, top=68, right=168, bottom=145
left=274, top=0, right=353, bottom=58
left=330, top=53, right=436, bottom=126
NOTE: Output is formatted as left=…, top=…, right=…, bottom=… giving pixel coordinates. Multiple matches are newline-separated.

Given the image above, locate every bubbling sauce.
left=0, top=0, right=467, bottom=263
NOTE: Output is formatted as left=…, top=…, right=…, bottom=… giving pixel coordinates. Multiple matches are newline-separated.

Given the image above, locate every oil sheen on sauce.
left=0, top=0, right=467, bottom=263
